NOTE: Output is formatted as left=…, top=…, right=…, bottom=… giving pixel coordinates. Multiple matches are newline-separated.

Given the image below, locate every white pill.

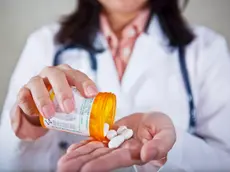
left=108, top=135, right=125, bottom=148
left=106, top=130, right=117, bottom=140
left=121, top=129, right=134, bottom=140
left=117, top=126, right=128, bottom=135
left=104, top=123, right=110, bottom=136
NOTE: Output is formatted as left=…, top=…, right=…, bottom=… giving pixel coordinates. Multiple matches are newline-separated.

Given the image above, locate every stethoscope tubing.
left=54, top=45, right=196, bottom=133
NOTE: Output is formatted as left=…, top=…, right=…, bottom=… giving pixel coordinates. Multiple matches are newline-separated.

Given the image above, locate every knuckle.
left=56, top=90, right=71, bottom=101
left=40, top=66, right=54, bottom=75
left=58, top=64, right=72, bottom=70
left=75, top=69, right=83, bottom=73
left=28, top=76, right=43, bottom=85
left=75, top=69, right=88, bottom=78
left=88, top=141, right=104, bottom=148
left=67, top=144, right=78, bottom=152
left=72, top=70, right=93, bottom=85
left=17, top=87, right=30, bottom=105
left=157, top=144, right=167, bottom=157
left=54, top=84, right=72, bottom=98
left=36, top=95, right=50, bottom=105
left=50, top=68, right=65, bottom=78
left=41, top=66, right=66, bottom=80
left=81, top=80, right=94, bottom=89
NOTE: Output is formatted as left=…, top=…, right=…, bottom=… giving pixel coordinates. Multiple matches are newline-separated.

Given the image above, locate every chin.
left=108, top=5, right=146, bottom=14
left=99, top=0, right=148, bottom=13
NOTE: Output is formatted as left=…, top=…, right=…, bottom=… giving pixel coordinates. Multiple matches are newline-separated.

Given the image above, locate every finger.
left=141, top=128, right=176, bottom=162
left=58, top=147, right=111, bottom=172
left=120, top=139, right=144, bottom=166
left=79, top=148, right=113, bottom=172
left=142, top=112, right=174, bottom=136
left=26, top=76, right=55, bottom=119
left=75, top=148, right=112, bottom=172
left=62, top=141, right=104, bottom=161
left=57, top=64, right=98, bottom=98
left=114, top=113, right=142, bottom=132
left=66, top=142, right=88, bottom=154
left=17, top=86, right=38, bottom=116
left=121, top=138, right=142, bottom=160
left=40, top=66, right=74, bottom=114
left=17, top=87, right=41, bottom=126
left=58, top=142, right=105, bottom=172
left=136, top=124, right=154, bottom=142
left=81, top=148, right=140, bottom=172
left=66, top=138, right=95, bottom=153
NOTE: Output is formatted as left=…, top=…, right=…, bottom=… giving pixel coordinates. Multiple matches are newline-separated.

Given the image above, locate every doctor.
left=1, top=0, right=230, bottom=171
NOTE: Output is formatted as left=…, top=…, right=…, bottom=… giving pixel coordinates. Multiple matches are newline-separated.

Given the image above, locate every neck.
left=104, top=11, right=140, bottom=38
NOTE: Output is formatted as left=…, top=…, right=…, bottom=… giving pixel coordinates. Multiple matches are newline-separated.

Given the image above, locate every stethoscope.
left=54, top=45, right=196, bottom=134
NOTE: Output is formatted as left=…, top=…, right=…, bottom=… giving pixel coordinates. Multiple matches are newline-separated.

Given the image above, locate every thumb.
left=140, top=128, right=176, bottom=162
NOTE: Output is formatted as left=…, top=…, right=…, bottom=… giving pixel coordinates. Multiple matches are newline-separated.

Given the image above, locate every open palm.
left=57, top=112, right=176, bottom=172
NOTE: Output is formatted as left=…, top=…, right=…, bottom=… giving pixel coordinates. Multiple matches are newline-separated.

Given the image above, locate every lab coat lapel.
left=95, top=33, right=121, bottom=96
left=121, top=17, right=170, bottom=94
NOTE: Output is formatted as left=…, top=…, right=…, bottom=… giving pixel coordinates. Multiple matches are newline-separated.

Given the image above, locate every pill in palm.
left=117, top=126, right=128, bottom=135
left=106, top=130, right=117, bottom=140
left=108, top=135, right=125, bottom=148
left=121, top=129, right=134, bottom=140
left=104, top=123, right=110, bottom=136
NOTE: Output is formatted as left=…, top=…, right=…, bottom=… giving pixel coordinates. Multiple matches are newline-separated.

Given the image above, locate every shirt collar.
left=100, top=8, right=151, bottom=41
left=96, top=13, right=169, bottom=50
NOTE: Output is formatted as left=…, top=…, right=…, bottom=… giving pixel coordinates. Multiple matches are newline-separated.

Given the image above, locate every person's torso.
left=27, top=17, right=220, bottom=171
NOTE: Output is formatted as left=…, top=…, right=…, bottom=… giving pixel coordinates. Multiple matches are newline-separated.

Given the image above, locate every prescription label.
left=42, top=88, right=94, bottom=136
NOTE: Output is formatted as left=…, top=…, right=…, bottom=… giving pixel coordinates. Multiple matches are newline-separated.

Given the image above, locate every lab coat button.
left=122, top=48, right=131, bottom=57
left=59, top=141, right=69, bottom=150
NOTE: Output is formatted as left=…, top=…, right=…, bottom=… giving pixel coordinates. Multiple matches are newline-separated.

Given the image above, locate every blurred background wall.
left=0, top=0, right=230, bottom=113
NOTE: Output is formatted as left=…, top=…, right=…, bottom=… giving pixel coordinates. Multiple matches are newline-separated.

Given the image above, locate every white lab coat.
left=1, top=17, right=230, bottom=172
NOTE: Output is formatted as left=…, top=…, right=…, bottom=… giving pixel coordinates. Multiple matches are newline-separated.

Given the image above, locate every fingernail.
left=42, top=104, right=55, bottom=118
left=63, top=98, right=75, bottom=113
left=86, top=85, right=98, bottom=97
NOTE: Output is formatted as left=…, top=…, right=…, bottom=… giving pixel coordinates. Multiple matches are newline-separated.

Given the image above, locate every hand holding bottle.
left=11, top=64, right=98, bottom=139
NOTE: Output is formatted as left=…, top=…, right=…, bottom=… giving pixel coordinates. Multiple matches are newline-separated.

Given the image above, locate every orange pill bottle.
left=39, top=87, right=116, bottom=141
